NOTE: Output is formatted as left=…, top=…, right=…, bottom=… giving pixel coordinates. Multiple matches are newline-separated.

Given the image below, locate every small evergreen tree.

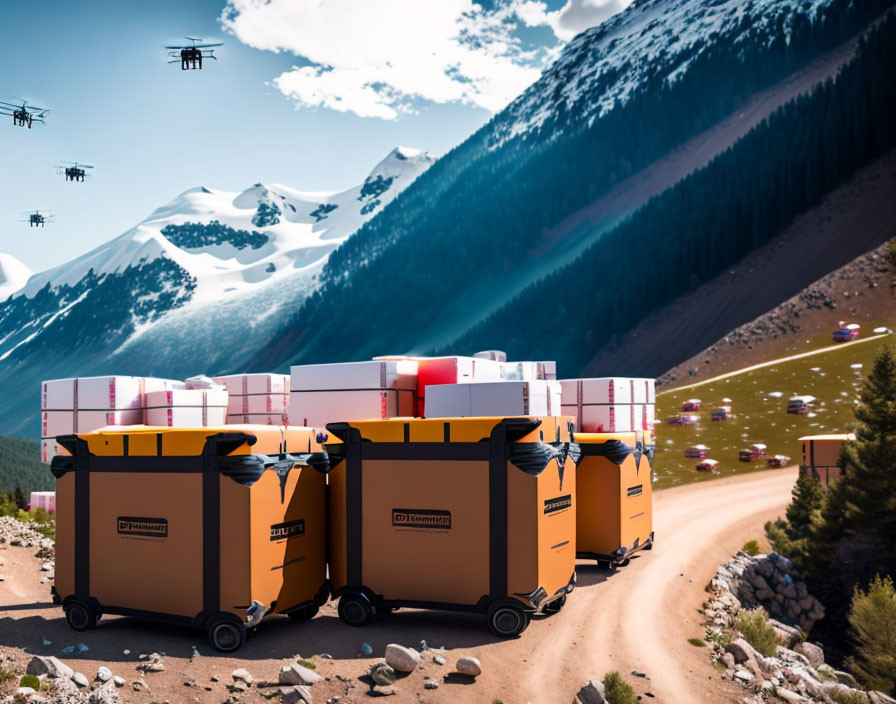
left=813, top=345, right=896, bottom=566
left=766, top=472, right=825, bottom=571
left=12, top=487, right=26, bottom=510
left=847, top=575, right=896, bottom=693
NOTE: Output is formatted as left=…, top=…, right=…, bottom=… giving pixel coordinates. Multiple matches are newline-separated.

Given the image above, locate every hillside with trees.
left=0, top=435, right=50, bottom=494
left=251, top=0, right=895, bottom=372
left=766, top=345, right=896, bottom=690
left=453, top=13, right=896, bottom=372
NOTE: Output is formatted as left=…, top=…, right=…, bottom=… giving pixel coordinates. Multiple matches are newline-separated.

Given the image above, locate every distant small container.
left=711, top=407, right=731, bottom=421
left=696, top=459, right=719, bottom=473
left=833, top=324, right=860, bottom=342
left=684, top=445, right=709, bottom=458
left=681, top=399, right=701, bottom=412
left=787, top=396, right=815, bottom=414
left=767, top=455, right=790, bottom=468
left=738, top=450, right=753, bottom=463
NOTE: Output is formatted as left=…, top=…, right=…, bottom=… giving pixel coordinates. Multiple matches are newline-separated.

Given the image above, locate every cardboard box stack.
left=560, top=377, right=656, bottom=433
left=413, top=355, right=503, bottom=416
left=213, top=373, right=289, bottom=425
left=289, top=360, right=419, bottom=427
left=40, top=376, right=184, bottom=462
left=425, top=379, right=562, bottom=418
left=144, top=388, right=228, bottom=427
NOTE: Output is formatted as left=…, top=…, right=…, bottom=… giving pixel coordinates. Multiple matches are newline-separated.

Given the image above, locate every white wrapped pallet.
left=473, top=350, right=507, bottom=363
left=559, top=378, right=634, bottom=406
left=425, top=380, right=562, bottom=418
left=29, top=491, right=55, bottom=512
left=561, top=402, right=634, bottom=433
left=290, top=361, right=418, bottom=423
left=226, top=393, right=289, bottom=416
left=289, top=389, right=408, bottom=427
left=41, top=438, right=66, bottom=464
left=144, top=389, right=228, bottom=427
left=212, top=373, right=289, bottom=395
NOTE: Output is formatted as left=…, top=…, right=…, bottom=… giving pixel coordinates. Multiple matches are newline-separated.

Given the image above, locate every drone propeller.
left=59, top=161, right=94, bottom=168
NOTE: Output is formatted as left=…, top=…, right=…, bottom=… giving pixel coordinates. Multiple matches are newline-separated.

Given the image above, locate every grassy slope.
left=0, top=435, right=51, bottom=493
left=654, top=332, right=894, bottom=489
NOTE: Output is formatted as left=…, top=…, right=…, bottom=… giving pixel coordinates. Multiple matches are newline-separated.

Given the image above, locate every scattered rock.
left=424, top=681, right=439, bottom=689
left=359, top=642, right=374, bottom=657
left=574, top=679, right=608, bottom=704
left=73, top=672, right=90, bottom=688
left=869, top=692, right=896, bottom=704
left=794, top=642, right=824, bottom=669
left=27, top=655, right=74, bottom=680
left=280, top=663, right=323, bottom=686
left=112, top=676, right=126, bottom=688
left=88, top=679, right=121, bottom=704
left=455, top=657, right=482, bottom=677
left=369, top=663, right=397, bottom=687
left=281, top=685, right=313, bottom=704
left=96, top=666, right=113, bottom=682
left=726, top=639, right=759, bottom=666
left=232, top=668, right=253, bottom=684
left=432, top=655, right=446, bottom=666
left=384, top=644, right=420, bottom=673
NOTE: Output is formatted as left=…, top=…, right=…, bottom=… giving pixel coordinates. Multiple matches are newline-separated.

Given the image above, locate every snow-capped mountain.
left=0, top=254, right=32, bottom=302
left=0, top=146, right=432, bottom=436
left=490, top=0, right=836, bottom=146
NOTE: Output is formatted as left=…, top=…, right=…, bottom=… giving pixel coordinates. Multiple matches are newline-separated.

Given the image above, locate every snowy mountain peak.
left=368, top=147, right=434, bottom=181
left=0, top=254, right=32, bottom=301
left=491, top=0, right=836, bottom=146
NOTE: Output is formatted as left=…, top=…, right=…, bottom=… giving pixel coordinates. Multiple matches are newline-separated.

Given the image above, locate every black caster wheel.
left=64, top=600, right=97, bottom=632
left=338, top=592, right=376, bottom=627
left=206, top=615, right=247, bottom=652
left=486, top=599, right=530, bottom=638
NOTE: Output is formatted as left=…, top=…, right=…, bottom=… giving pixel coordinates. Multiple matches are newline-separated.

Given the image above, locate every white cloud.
left=221, top=0, right=557, bottom=120
left=221, top=0, right=633, bottom=120
left=551, top=0, right=632, bottom=40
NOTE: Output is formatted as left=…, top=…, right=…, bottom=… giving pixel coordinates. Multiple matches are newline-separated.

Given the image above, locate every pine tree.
left=847, top=574, right=896, bottom=693
left=818, top=345, right=896, bottom=559
left=13, top=486, right=26, bottom=510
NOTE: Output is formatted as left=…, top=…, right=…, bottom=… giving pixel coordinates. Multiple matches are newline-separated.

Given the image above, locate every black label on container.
left=270, top=519, right=305, bottom=541
left=544, top=494, right=572, bottom=514
left=392, top=508, right=451, bottom=531
left=627, top=484, right=643, bottom=497
left=117, top=516, right=168, bottom=539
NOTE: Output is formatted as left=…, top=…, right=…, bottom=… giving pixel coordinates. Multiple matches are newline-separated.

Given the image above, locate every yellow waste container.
left=51, top=425, right=329, bottom=651
left=326, top=416, right=577, bottom=637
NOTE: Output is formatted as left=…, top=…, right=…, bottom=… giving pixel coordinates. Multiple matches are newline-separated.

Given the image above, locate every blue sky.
left=0, top=0, right=628, bottom=271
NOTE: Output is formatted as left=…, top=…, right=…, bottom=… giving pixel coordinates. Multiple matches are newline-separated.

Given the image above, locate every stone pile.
left=707, top=551, right=824, bottom=633
left=703, top=551, right=896, bottom=704
left=0, top=516, right=53, bottom=558
left=1, top=656, right=126, bottom=704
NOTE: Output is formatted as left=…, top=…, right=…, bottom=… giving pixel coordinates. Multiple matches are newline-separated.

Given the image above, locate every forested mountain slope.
left=252, top=0, right=894, bottom=372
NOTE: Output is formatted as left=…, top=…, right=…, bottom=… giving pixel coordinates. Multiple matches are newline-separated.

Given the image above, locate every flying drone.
left=0, top=99, right=49, bottom=128
left=56, top=162, right=94, bottom=182
left=20, top=210, right=55, bottom=227
left=166, top=37, right=222, bottom=70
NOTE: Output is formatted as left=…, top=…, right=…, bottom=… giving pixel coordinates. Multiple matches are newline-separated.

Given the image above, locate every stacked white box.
left=213, top=373, right=290, bottom=424
left=536, top=361, right=558, bottom=381
left=473, top=350, right=508, bottom=363
left=40, top=376, right=184, bottom=462
left=425, top=380, right=562, bottom=418
left=500, top=361, right=539, bottom=381
left=559, top=378, right=655, bottom=432
left=290, top=360, right=418, bottom=427
left=144, top=389, right=228, bottom=427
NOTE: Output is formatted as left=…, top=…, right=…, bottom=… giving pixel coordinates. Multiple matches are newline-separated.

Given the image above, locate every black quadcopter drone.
left=56, top=162, right=94, bottom=182
left=20, top=210, right=55, bottom=227
left=166, top=37, right=223, bottom=70
left=0, top=99, right=49, bottom=128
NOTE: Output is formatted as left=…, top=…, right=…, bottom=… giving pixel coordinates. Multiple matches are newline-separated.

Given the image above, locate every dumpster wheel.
left=63, top=599, right=97, bottom=632
left=337, top=591, right=376, bottom=627
left=286, top=604, right=319, bottom=621
left=206, top=614, right=247, bottom=652
left=486, top=599, right=530, bottom=638
left=542, top=595, right=566, bottom=616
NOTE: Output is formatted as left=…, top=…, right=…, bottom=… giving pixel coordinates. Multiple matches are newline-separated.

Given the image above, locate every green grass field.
left=653, top=334, right=893, bottom=489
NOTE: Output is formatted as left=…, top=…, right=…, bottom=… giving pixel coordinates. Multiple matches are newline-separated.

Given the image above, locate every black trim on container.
left=344, top=427, right=364, bottom=588
left=488, top=422, right=509, bottom=599
left=73, top=437, right=90, bottom=599
left=201, top=436, right=221, bottom=617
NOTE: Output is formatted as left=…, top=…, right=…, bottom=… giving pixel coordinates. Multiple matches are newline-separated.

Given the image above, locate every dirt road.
left=0, top=467, right=797, bottom=704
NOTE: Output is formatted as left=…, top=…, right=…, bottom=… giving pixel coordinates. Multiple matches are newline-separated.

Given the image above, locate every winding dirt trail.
left=0, top=467, right=797, bottom=704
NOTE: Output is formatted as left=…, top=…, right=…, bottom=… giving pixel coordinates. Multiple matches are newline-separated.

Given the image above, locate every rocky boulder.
left=384, top=644, right=420, bottom=672
left=574, top=679, right=608, bottom=704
